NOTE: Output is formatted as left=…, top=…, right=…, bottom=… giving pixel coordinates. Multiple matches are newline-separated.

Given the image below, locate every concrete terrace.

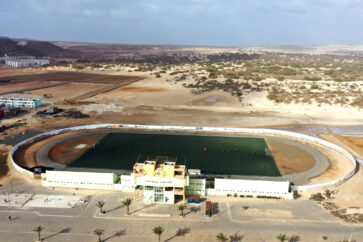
left=0, top=181, right=362, bottom=242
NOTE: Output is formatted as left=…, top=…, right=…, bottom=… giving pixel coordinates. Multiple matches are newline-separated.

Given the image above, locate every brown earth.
left=1, top=71, right=144, bottom=103
left=25, top=83, right=110, bottom=103
left=0, top=81, right=60, bottom=93
left=266, top=138, right=315, bottom=175
left=0, top=67, right=47, bottom=78
left=49, top=133, right=106, bottom=165
left=2, top=72, right=142, bottom=84
left=0, top=67, right=22, bottom=77
left=118, top=86, right=168, bottom=92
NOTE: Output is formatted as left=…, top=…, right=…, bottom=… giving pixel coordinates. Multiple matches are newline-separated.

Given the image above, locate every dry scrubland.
left=32, top=52, right=362, bottom=125
left=1, top=51, right=362, bottom=129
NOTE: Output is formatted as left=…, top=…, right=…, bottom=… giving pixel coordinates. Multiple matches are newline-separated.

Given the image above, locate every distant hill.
left=0, top=38, right=81, bottom=58
left=23, top=41, right=80, bottom=57
left=0, top=38, right=28, bottom=56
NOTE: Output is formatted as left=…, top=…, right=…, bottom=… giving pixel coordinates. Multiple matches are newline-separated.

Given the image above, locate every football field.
left=66, top=132, right=281, bottom=176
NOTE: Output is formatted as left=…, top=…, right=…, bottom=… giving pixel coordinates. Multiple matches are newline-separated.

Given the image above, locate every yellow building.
left=132, top=156, right=188, bottom=204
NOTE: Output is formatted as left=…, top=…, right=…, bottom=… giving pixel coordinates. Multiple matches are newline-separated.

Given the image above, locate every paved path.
left=0, top=182, right=362, bottom=241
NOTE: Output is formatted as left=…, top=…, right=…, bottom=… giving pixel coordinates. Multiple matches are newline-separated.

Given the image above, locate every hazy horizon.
left=1, top=0, right=363, bottom=47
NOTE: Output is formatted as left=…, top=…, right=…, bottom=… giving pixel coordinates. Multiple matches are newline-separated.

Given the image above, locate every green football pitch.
left=68, top=132, right=281, bottom=176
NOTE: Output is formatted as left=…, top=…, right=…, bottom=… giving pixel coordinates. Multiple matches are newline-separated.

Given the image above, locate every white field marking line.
left=226, top=201, right=343, bottom=225
left=0, top=230, right=149, bottom=238
left=75, top=144, right=87, bottom=149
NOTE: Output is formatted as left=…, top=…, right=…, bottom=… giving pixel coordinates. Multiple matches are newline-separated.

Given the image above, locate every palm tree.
left=33, top=225, right=44, bottom=242
left=94, top=228, right=105, bottom=242
left=122, top=198, right=133, bottom=215
left=277, top=233, right=289, bottom=242
left=177, top=204, right=187, bottom=217
left=152, top=226, right=165, bottom=242
left=96, top=201, right=105, bottom=214
left=216, top=232, right=228, bottom=242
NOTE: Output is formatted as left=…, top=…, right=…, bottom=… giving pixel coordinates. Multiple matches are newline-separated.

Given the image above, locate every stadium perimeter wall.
left=10, top=124, right=357, bottom=191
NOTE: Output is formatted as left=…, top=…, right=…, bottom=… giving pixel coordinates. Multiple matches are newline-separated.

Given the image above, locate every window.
left=154, top=193, right=163, bottom=202
left=154, top=187, right=163, bottom=193
left=154, top=186, right=164, bottom=203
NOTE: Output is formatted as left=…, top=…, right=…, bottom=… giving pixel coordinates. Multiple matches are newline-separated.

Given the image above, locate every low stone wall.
left=10, top=124, right=357, bottom=191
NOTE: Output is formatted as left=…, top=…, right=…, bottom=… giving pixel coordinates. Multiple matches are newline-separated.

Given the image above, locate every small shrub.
left=310, top=84, right=319, bottom=89
left=276, top=76, right=285, bottom=81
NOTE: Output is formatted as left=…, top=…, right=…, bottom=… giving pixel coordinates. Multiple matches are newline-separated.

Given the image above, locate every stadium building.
left=42, top=156, right=293, bottom=203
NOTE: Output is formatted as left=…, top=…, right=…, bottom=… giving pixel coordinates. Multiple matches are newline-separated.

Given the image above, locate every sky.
left=1, top=0, right=363, bottom=46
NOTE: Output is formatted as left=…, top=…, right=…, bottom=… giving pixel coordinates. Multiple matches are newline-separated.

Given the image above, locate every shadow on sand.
left=103, top=229, right=126, bottom=241
left=42, top=227, right=72, bottom=240
left=164, top=227, right=191, bottom=242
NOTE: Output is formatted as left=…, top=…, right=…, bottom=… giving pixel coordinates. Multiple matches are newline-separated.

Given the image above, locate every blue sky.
left=1, top=0, right=363, bottom=46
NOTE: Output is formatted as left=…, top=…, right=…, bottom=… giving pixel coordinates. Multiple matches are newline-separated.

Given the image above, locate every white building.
left=0, top=55, right=35, bottom=62
left=0, top=94, right=42, bottom=108
left=44, top=171, right=114, bottom=190
left=5, top=58, right=49, bottom=68
left=42, top=170, right=293, bottom=203
left=214, top=178, right=292, bottom=199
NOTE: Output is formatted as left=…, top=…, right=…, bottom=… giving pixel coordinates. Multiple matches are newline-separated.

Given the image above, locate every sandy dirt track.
left=49, top=132, right=106, bottom=165
left=266, top=138, right=315, bottom=175
left=11, top=130, right=107, bottom=168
